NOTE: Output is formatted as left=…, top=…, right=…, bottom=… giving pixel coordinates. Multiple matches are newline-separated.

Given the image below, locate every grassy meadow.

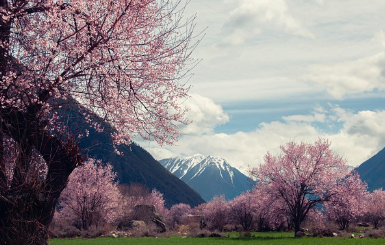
left=48, top=232, right=385, bottom=245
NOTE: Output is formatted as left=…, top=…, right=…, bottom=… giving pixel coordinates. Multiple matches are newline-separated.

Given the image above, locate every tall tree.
left=251, top=139, right=350, bottom=237
left=365, top=189, right=385, bottom=229
left=229, top=191, right=258, bottom=231
left=119, top=183, right=168, bottom=218
left=251, top=188, right=287, bottom=231
left=56, top=159, right=121, bottom=230
left=145, top=189, right=169, bottom=218
left=202, top=195, right=229, bottom=231
left=0, top=0, right=197, bottom=244
left=325, top=171, right=368, bottom=230
left=167, top=203, right=192, bottom=229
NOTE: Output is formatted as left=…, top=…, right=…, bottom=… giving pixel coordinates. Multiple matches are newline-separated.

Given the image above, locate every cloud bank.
left=142, top=95, right=384, bottom=174
left=139, top=1, right=385, bottom=175
left=304, top=52, right=385, bottom=99
left=222, top=0, right=314, bottom=45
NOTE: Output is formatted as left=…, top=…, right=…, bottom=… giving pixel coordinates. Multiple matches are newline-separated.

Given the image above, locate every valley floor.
left=48, top=232, right=385, bottom=245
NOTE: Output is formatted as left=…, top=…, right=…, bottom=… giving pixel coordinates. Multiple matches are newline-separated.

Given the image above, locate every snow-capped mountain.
left=159, top=154, right=255, bottom=201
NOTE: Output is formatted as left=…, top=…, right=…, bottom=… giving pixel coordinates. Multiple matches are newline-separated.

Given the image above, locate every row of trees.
left=54, top=139, right=385, bottom=238
left=200, top=139, right=385, bottom=236
left=200, top=188, right=384, bottom=233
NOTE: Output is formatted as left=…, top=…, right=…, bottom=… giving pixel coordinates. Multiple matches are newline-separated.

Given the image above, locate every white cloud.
left=146, top=122, right=319, bottom=174
left=222, top=0, right=314, bottom=45
left=145, top=104, right=385, bottom=174
left=342, top=110, right=385, bottom=145
left=140, top=1, right=385, bottom=175
left=283, top=110, right=326, bottom=123
left=191, top=77, right=313, bottom=103
left=313, top=0, right=325, bottom=5
left=187, top=0, right=385, bottom=104
left=302, top=30, right=385, bottom=99
left=372, top=30, right=385, bottom=49
left=303, top=52, right=385, bottom=99
left=179, top=94, right=229, bottom=135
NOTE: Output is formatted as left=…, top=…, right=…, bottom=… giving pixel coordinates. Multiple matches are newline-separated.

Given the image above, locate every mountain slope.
left=356, top=147, right=385, bottom=191
left=160, top=154, right=254, bottom=201
left=60, top=99, right=205, bottom=208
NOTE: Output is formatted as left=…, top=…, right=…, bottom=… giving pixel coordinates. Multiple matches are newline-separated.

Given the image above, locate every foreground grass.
left=48, top=232, right=385, bottom=245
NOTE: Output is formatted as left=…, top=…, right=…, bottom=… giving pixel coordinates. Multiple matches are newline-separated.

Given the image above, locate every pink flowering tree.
left=365, top=189, right=385, bottom=229
left=251, top=188, right=288, bottom=231
left=202, top=195, right=230, bottom=231
left=56, top=159, right=121, bottom=230
left=145, top=189, right=169, bottom=218
left=305, top=208, right=327, bottom=230
left=229, top=191, right=259, bottom=231
left=168, top=203, right=192, bottom=229
left=325, top=171, right=368, bottom=230
left=119, top=183, right=168, bottom=219
left=0, top=0, right=197, bottom=243
left=119, top=183, right=151, bottom=218
left=251, top=139, right=350, bottom=237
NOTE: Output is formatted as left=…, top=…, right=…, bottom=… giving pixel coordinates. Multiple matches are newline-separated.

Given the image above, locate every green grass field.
left=48, top=232, right=385, bottom=245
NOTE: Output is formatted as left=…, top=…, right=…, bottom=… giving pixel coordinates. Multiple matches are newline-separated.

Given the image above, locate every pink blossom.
left=168, top=203, right=192, bottom=228
left=251, top=139, right=353, bottom=236
left=202, top=195, right=230, bottom=231
left=57, top=159, right=121, bottom=230
left=325, top=171, right=368, bottom=230
left=365, top=189, right=385, bottom=229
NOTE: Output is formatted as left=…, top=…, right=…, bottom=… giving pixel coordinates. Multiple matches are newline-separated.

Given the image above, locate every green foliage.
left=49, top=232, right=385, bottom=245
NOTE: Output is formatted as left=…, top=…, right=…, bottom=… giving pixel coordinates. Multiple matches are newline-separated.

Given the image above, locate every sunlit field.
left=48, top=232, right=385, bottom=245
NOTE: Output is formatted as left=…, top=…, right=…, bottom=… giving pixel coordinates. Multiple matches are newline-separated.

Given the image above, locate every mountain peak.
left=185, top=153, right=206, bottom=161
left=159, top=154, right=255, bottom=201
left=356, top=147, right=385, bottom=191
left=192, top=153, right=205, bottom=158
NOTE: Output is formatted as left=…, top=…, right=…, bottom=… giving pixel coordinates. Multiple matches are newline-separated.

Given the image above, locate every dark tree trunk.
left=0, top=0, right=10, bottom=189
left=0, top=187, right=55, bottom=245
left=294, top=219, right=301, bottom=237
left=337, top=218, right=349, bottom=230
left=0, top=3, right=82, bottom=244
left=240, top=212, right=253, bottom=231
left=0, top=106, right=82, bottom=245
left=373, top=219, right=379, bottom=229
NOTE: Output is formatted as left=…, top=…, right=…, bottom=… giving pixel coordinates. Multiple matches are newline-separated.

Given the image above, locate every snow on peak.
left=191, top=153, right=205, bottom=158
left=162, top=153, right=206, bottom=178
left=160, top=154, right=238, bottom=185
left=185, top=153, right=205, bottom=162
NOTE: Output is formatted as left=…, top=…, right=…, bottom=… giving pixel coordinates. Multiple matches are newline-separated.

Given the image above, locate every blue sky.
left=140, top=0, right=385, bottom=173
left=218, top=95, right=385, bottom=134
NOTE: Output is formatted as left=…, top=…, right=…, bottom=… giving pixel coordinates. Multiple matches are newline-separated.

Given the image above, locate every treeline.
left=51, top=139, right=385, bottom=238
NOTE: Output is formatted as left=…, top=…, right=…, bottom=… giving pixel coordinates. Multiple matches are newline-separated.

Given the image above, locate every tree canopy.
left=251, top=139, right=354, bottom=236
left=0, top=0, right=198, bottom=244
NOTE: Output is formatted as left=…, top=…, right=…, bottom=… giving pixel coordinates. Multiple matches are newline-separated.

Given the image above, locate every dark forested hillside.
left=356, top=147, right=385, bottom=191
left=61, top=100, right=205, bottom=208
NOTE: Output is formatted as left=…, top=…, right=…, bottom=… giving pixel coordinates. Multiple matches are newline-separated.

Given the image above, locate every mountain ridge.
left=59, top=98, right=205, bottom=208
left=160, top=154, right=255, bottom=201
left=356, top=147, right=385, bottom=191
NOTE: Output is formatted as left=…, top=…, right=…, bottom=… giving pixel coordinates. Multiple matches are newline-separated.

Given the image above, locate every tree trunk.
left=338, top=218, right=349, bottom=230
left=0, top=4, right=82, bottom=244
left=373, top=219, right=379, bottom=229
left=294, top=219, right=301, bottom=237
left=0, top=106, right=82, bottom=244
left=0, top=189, right=54, bottom=245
